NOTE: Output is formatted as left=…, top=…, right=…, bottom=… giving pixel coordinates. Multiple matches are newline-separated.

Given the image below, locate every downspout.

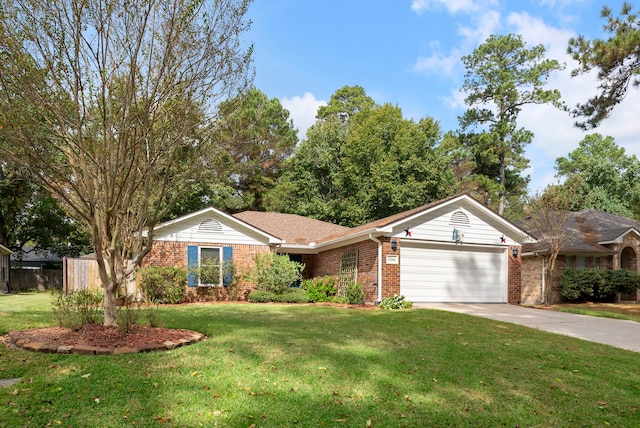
left=369, top=233, right=383, bottom=303
left=541, top=256, right=546, bottom=304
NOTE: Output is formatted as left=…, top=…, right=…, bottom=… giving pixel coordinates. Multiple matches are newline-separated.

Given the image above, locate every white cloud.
left=506, top=12, right=573, bottom=61
left=411, top=0, right=497, bottom=15
left=458, top=10, right=502, bottom=48
left=411, top=42, right=460, bottom=76
left=280, top=92, right=326, bottom=140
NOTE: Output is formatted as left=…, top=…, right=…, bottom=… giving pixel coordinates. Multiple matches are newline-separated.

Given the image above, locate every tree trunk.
left=544, top=253, right=558, bottom=305
left=103, top=285, right=118, bottom=327
left=498, top=152, right=506, bottom=216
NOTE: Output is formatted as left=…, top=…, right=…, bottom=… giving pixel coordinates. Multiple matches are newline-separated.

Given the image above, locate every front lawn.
left=1, top=293, right=639, bottom=427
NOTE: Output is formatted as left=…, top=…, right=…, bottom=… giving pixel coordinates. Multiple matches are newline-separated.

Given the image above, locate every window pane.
left=199, top=248, right=221, bottom=285
left=576, top=256, right=588, bottom=270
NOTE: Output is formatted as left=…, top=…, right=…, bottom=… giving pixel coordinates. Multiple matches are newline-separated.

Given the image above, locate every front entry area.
left=400, top=242, right=507, bottom=303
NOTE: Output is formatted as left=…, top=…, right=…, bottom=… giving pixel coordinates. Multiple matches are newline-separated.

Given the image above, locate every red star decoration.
left=500, top=235, right=507, bottom=243
left=404, top=228, right=412, bottom=237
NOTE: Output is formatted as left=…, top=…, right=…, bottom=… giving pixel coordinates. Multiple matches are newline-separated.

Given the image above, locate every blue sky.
left=245, top=0, right=640, bottom=194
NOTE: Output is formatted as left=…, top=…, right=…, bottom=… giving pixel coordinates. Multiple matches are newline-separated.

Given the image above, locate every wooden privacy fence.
left=9, top=268, right=62, bottom=292
left=63, top=257, right=137, bottom=296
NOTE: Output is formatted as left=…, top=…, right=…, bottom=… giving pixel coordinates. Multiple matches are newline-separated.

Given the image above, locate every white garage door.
left=400, top=243, right=506, bottom=303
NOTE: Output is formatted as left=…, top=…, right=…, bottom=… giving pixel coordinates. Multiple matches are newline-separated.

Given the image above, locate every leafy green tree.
left=212, top=88, right=298, bottom=212
left=268, top=86, right=454, bottom=226
left=568, top=2, right=640, bottom=129
left=553, top=133, right=640, bottom=218
left=265, top=114, right=348, bottom=221
left=338, top=105, right=453, bottom=225
left=438, top=131, right=528, bottom=219
left=0, top=164, right=91, bottom=260
left=460, top=34, right=565, bottom=216
left=316, top=85, right=375, bottom=121
left=0, top=0, right=253, bottom=327
left=265, top=85, right=373, bottom=222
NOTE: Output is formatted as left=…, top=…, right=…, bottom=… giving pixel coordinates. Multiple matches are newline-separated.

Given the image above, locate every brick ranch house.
left=143, top=194, right=534, bottom=304
left=520, top=209, right=640, bottom=304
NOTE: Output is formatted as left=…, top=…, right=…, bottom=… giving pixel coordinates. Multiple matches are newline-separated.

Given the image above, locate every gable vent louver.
left=198, top=218, right=224, bottom=233
left=450, top=210, right=470, bottom=226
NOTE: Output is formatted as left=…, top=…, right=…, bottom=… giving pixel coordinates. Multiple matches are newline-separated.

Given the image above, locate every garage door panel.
left=400, top=243, right=506, bottom=303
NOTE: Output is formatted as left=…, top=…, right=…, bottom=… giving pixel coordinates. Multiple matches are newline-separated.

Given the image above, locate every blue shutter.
left=187, top=246, right=198, bottom=287
left=222, top=246, right=233, bottom=287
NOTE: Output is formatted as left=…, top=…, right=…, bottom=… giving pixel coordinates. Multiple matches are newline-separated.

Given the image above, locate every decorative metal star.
left=404, top=228, right=412, bottom=237
left=500, top=235, right=507, bottom=243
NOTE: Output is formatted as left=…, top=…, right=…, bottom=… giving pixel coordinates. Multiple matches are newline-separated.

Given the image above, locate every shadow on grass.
left=3, top=301, right=640, bottom=427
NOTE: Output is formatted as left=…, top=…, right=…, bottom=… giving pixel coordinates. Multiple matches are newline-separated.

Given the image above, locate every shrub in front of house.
left=137, top=266, right=186, bottom=304
left=602, top=269, right=640, bottom=296
left=561, top=268, right=640, bottom=302
left=302, top=276, right=337, bottom=302
left=342, top=282, right=365, bottom=304
left=248, top=288, right=309, bottom=303
left=246, top=252, right=304, bottom=295
left=560, top=269, right=605, bottom=302
left=379, top=294, right=412, bottom=309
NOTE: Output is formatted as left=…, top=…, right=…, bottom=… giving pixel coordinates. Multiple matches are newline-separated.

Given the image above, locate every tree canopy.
left=553, top=133, right=640, bottom=218
left=212, top=87, right=298, bottom=212
left=0, top=0, right=254, bottom=326
left=460, top=33, right=564, bottom=216
left=267, top=86, right=454, bottom=227
left=568, top=2, right=640, bottom=129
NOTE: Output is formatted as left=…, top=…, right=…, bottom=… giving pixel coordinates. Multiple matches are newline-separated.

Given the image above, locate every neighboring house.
left=10, top=246, right=63, bottom=269
left=145, top=194, right=533, bottom=304
left=520, top=210, right=640, bottom=304
left=0, top=244, right=12, bottom=293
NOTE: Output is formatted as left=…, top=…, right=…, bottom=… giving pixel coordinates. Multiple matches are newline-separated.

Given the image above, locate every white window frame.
left=198, top=247, right=222, bottom=286
left=0, top=254, right=6, bottom=282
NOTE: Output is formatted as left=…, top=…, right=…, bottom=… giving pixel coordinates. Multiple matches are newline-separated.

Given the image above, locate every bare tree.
left=0, top=0, right=254, bottom=326
left=524, top=186, right=576, bottom=304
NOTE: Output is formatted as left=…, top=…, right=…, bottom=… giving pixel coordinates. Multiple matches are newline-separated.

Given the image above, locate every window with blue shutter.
left=223, top=247, right=233, bottom=287
left=187, top=246, right=198, bottom=287
left=187, top=245, right=232, bottom=286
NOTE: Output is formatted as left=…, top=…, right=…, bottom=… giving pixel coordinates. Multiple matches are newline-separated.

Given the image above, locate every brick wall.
left=507, top=246, right=522, bottom=304
left=521, top=255, right=543, bottom=304
left=381, top=238, right=400, bottom=299
left=313, top=240, right=379, bottom=303
left=143, top=241, right=270, bottom=301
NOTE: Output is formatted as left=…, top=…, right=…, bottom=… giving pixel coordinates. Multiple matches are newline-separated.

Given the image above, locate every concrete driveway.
left=414, top=303, right=640, bottom=353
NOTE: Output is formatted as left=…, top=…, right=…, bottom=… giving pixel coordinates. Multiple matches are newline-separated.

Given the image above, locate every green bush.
left=274, top=288, right=309, bottom=303
left=117, top=304, right=141, bottom=333
left=248, top=288, right=309, bottom=303
left=345, top=282, right=365, bottom=304
left=302, top=276, right=336, bottom=302
left=560, top=269, right=600, bottom=302
left=50, top=288, right=103, bottom=330
left=603, top=269, right=640, bottom=295
left=137, top=266, right=187, bottom=304
left=561, top=268, right=640, bottom=302
left=246, top=252, right=304, bottom=295
left=248, top=289, right=275, bottom=303
left=331, top=295, right=350, bottom=304
left=379, top=294, right=412, bottom=310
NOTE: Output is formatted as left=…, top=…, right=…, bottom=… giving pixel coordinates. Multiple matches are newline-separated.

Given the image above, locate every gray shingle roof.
left=520, top=209, right=640, bottom=254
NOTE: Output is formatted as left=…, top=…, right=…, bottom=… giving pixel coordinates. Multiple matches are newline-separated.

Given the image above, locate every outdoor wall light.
left=391, top=239, right=398, bottom=251
left=512, top=247, right=519, bottom=258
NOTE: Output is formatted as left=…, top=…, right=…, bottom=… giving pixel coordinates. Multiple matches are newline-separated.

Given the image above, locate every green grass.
left=560, top=307, right=640, bottom=322
left=1, top=293, right=640, bottom=427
